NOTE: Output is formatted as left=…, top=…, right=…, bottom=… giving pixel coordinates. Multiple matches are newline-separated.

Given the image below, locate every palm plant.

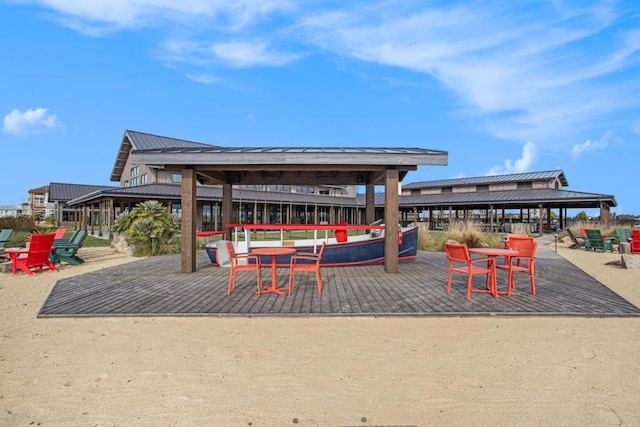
left=111, top=200, right=181, bottom=256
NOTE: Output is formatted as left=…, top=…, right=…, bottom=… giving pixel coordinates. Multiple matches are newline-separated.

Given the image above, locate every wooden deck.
left=38, top=241, right=640, bottom=318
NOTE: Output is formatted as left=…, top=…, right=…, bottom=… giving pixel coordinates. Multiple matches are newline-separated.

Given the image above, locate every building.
left=41, top=129, right=614, bottom=238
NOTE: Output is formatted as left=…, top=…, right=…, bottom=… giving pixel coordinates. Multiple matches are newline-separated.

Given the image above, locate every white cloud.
left=246, top=113, right=256, bottom=121
left=297, top=2, right=640, bottom=148
left=3, top=108, right=62, bottom=136
left=186, top=72, right=221, bottom=85
left=486, top=141, right=537, bottom=175
left=19, top=0, right=295, bottom=33
left=571, top=131, right=611, bottom=160
left=211, top=40, right=301, bottom=67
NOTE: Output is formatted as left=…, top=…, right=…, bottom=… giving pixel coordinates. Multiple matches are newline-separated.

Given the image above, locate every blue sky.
left=2, top=1, right=639, bottom=215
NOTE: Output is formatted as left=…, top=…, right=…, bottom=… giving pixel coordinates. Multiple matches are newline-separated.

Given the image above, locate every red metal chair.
left=496, top=239, right=538, bottom=295
left=8, top=233, right=57, bottom=276
left=224, top=241, right=263, bottom=295
left=444, top=242, right=495, bottom=300
left=630, top=230, right=640, bottom=255
left=289, top=242, right=326, bottom=295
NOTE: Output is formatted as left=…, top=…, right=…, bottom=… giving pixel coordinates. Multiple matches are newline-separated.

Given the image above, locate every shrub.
left=111, top=200, right=181, bottom=256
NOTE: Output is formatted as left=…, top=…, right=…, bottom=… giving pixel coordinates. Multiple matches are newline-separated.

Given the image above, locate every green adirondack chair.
left=614, top=228, right=632, bottom=245
left=50, top=230, right=88, bottom=265
left=566, top=228, right=587, bottom=250
left=585, top=229, right=615, bottom=253
left=0, top=228, right=13, bottom=250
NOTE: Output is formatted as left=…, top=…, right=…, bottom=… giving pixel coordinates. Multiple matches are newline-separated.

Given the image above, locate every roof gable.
left=110, top=130, right=218, bottom=182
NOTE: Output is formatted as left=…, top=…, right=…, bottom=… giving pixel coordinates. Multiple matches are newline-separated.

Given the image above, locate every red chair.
left=289, top=242, right=326, bottom=295
left=631, top=230, right=640, bottom=255
left=53, top=228, right=67, bottom=240
left=444, top=242, right=495, bottom=300
left=224, top=241, right=263, bottom=295
left=7, top=233, right=57, bottom=276
left=496, top=239, right=538, bottom=295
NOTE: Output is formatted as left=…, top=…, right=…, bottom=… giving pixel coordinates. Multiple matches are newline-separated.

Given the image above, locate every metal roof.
left=110, top=130, right=218, bottom=182
left=397, top=188, right=616, bottom=209
left=48, top=182, right=118, bottom=202
left=403, top=170, right=568, bottom=189
left=68, top=184, right=365, bottom=207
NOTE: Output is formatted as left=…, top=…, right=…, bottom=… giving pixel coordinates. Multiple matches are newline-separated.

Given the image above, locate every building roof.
left=397, top=188, right=616, bottom=209
left=48, top=182, right=119, bottom=202
left=403, top=170, right=568, bottom=189
left=110, top=130, right=218, bottom=182
left=68, top=184, right=364, bottom=207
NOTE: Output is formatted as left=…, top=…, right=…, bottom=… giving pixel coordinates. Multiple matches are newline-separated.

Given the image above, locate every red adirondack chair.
left=631, top=230, right=640, bottom=255
left=7, top=233, right=58, bottom=276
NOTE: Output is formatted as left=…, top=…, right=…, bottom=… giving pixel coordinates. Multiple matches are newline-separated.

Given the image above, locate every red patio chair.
left=496, top=239, right=538, bottom=295
left=224, top=241, right=263, bottom=295
left=8, top=233, right=57, bottom=276
left=444, top=242, right=495, bottom=300
left=289, top=242, right=326, bottom=295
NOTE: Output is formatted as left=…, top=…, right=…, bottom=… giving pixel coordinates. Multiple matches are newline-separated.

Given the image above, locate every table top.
left=195, top=231, right=227, bottom=237
left=469, top=248, right=519, bottom=257
left=250, top=247, right=297, bottom=256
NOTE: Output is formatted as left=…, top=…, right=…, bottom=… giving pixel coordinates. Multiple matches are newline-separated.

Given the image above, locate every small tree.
left=111, top=200, right=181, bottom=256
left=576, top=211, right=589, bottom=221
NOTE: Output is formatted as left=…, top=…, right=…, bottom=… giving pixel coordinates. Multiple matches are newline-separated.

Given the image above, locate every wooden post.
left=384, top=168, right=399, bottom=273
left=366, top=183, right=375, bottom=225
left=223, top=184, right=233, bottom=240
left=181, top=168, right=197, bottom=273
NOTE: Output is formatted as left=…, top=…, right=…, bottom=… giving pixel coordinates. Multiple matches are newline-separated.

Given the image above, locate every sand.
left=1, top=243, right=638, bottom=426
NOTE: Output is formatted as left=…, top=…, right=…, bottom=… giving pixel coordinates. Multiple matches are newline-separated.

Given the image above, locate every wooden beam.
left=384, top=168, right=399, bottom=273
left=181, top=168, right=197, bottom=273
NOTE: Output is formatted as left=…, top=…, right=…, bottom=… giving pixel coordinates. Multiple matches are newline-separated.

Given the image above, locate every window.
left=517, top=182, right=532, bottom=189
left=130, top=166, right=139, bottom=177
left=130, top=177, right=138, bottom=186
left=268, top=185, right=290, bottom=192
left=124, top=180, right=129, bottom=187
left=172, top=173, right=182, bottom=183
left=318, top=187, right=330, bottom=195
left=476, top=185, right=489, bottom=191
left=411, top=189, right=421, bottom=195
left=441, top=187, right=453, bottom=193
left=140, top=174, right=147, bottom=184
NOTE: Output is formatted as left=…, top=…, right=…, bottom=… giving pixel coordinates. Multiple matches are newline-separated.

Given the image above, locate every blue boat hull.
left=205, top=226, right=418, bottom=267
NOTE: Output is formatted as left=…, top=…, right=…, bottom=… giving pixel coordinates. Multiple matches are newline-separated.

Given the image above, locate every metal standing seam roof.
left=403, top=170, right=568, bottom=189
left=67, top=183, right=616, bottom=208
left=67, top=184, right=366, bottom=207
left=48, top=182, right=119, bottom=202
left=110, top=130, right=219, bottom=182
left=397, top=188, right=617, bottom=207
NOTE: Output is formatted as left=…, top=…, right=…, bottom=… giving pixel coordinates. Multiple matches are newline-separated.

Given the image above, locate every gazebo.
left=130, top=146, right=448, bottom=273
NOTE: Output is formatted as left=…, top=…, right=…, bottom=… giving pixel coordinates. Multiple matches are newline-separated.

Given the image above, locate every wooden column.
left=384, top=168, right=399, bottom=273
left=222, top=184, right=233, bottom=240
left=181, top=168, right=197, bottom=273
left=366, top=183, right=375, bottom=225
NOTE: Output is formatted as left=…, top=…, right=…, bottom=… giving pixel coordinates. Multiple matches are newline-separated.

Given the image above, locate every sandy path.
left=1, top=244, right=638, bottom=426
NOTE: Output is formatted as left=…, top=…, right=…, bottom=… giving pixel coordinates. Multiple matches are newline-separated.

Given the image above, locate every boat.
left=205, top=222, right=419, bottom=267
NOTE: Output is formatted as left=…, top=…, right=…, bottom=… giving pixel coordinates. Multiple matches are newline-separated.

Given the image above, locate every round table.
left=468, top=248, right=519, bottom=297
left=250, top=247, right=297, bottom=295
